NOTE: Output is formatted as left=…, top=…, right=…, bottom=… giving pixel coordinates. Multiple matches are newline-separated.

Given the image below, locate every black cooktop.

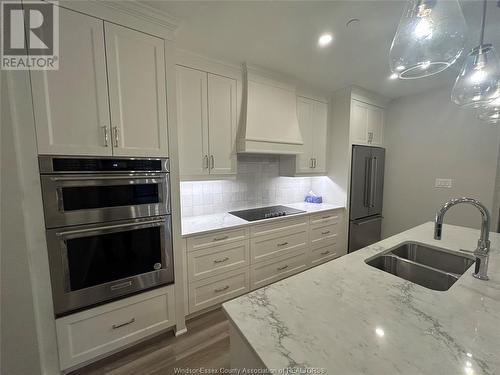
left=229, top=205, right=306, bottom=222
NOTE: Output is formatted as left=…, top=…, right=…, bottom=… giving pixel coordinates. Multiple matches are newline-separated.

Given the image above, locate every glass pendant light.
left=477, top=96, right=500, bottom=124
left=451, top=0, right=500, bottom=107
left=390, top=0, right=467, bottom=79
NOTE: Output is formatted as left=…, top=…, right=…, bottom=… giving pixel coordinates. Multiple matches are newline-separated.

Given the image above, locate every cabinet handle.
left=277, top=242, right=288, bottom=247
left=320, top=250, right=332, bottom=255
left=203, top=155, right=209, bottom=169
left=113, top=126, right=119, bottom=147
left=321, top=230, right=331, bottom=235
left=321, top=216, right=331, bottom=219
left=210, top=155, right=214, bottom=169
left=367, top=131, right=374, bottom=144
left=213, top=235, right=229, bottom=242
left=102, top=126, right=109, bottom=147
left=313, top=158, right=317, bottom=168
left=214, top=285, right=230, bottom=293
left=310, top=158, right=314, bottom=168
left=277, top=265, right=289, bottom=271
left=213, top=257, right=229, bottom=264
left=112, top=318, right=135, bottom=329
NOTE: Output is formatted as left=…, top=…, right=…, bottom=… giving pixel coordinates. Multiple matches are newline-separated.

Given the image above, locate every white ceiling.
left=144, top=0, right=500, bottom=99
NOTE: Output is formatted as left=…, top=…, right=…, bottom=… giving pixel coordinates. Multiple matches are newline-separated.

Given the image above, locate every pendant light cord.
left=479, top=0, right=487, bottom=45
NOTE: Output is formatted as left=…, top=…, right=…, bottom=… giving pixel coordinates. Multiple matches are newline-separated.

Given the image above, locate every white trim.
left=55, top=0, right=179, bottom=40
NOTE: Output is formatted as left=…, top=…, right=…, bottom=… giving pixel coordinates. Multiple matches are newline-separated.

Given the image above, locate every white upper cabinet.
left=31, top=8, right=169, bottom=157
left=208, top=74, right=237, bottom=175
left=176, top=66, right=237, bottom=178
left=176, top=66, right=209, bottom=177
left=31, top=8, right=111, bottom=156
left=281, top=97, right=328, bottom=175
left=295, top=97, right=315, bottom=173
left=350, top=99, right=384, bottom=146
left=312, top=100, right=328, bottom=172
left=105, top=23, right=169, bottom=157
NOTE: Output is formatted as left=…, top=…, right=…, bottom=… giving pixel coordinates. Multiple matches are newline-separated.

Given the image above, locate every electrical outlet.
left=435, top=178, right=453, bottom=188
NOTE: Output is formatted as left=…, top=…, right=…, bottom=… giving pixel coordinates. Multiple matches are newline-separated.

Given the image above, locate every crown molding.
left=96, top=1, right=179, bottom=32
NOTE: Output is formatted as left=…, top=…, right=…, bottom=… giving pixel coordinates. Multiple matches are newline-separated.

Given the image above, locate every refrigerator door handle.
left=370, top=157, right=378, bottom=208
left=363, top=157, right=371, bottom=208
left=353, top=215, right=383, bottom=225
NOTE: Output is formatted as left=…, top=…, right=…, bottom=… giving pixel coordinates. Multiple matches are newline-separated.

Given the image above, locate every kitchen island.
left=222, top=222, right=500, bottom=375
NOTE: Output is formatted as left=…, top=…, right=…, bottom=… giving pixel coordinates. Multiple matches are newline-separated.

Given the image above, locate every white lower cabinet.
left=188, top=268, right=250, bottom=313
left=250, top=249, right=308, bottom=289
left=56, top=286, right=175, bottom=371
left=184, top=209, right=346, bottom=315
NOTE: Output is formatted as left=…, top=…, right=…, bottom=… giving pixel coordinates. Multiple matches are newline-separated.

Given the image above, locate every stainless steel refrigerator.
left=348, top=145, right=385, bottom=253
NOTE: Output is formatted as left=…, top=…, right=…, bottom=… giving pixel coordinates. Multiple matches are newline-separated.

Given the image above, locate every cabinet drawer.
left=250, top=250, right=308, bottom=290
left=310, top=210, right=342, bottom=228
left=189, top=268, right=250, bottom=314
left=310, top=223, right=339, bottom=250
left=56, top=286, right=175, bottom=370
left=250, top=217, right=308, bottom=237
left=310, top=243, right=342, bottom=266
left=187, top=228, right=249, bottom=252
left=250, top=227, right=308, bottom=264
left=187, top=240, right=250, bottom=282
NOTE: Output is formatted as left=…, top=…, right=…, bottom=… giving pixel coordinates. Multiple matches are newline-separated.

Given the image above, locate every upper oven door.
left=41, top=173, right=170, bottom=228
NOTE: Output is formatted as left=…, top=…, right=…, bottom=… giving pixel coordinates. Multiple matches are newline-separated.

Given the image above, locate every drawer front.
left=310, top=223, right=339, bottom=250
left=187, top=228, right=249, bottom=252
left=250, top=217, right=308, bottom=238
left=56, top=286, right=175, bottom=370
left=310, top=243, right=341, bottom=266
left=250, top=250, right=308, bottom=290
left=310, top=210, right=342, bottom=228
left=188, top=240, right=250, bottom=282
left=189, top=268, right=250, bottom=314
left=250, top=228, right=308, bottom=264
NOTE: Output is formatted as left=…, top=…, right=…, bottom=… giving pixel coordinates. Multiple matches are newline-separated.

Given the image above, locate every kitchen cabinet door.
left=207, top=74, right=237, bottom=175
left=367, top=105, right=384, bottom=145
left=350, top=99, right=384, bottom=146
left=350, top=99, right=369, bottom=145
left=176, top=66, right=209, bottom=177
left=105, top=23, right=169, bottom=157
left=312, top=100, right=328, bottom=172
left=31, top=8, right=112, bottom=156
left=296, top=97, right=315, bottom=173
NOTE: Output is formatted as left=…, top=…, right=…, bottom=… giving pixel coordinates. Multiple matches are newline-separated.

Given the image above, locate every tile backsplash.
left=180, top=155, right=322, bottom=217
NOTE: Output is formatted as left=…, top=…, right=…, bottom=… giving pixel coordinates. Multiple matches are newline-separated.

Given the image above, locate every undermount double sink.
left=366, top=242, right=475, bottom=291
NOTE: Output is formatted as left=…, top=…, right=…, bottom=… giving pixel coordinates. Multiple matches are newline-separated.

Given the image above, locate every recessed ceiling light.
left=318, top=33, right=333, bottom=47
left=389, top=73, right=399, bottom=80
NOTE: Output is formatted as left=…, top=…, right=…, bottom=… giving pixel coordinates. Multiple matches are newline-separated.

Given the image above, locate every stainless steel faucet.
left=434, top=197, right=491, bottom=280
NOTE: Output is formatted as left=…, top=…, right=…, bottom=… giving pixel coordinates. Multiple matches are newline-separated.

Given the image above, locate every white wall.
left=382, top=87, right=500, bottom=238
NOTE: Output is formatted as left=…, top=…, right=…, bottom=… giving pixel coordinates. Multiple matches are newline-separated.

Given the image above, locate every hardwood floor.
left=71, top=308, right=230, bottom=375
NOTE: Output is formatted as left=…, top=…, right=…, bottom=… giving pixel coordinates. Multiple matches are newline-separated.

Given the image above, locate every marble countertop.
left=223, top=222, right=500, bottom=375
left=181, top=202, right=345, bottom=237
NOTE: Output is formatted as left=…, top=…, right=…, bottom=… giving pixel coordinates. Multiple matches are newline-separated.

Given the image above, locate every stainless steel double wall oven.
left=39, top=156, right=174, bottom=316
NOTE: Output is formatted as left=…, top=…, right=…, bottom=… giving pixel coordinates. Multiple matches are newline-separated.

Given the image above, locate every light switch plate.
left=435, top=178, right=453, bottom=188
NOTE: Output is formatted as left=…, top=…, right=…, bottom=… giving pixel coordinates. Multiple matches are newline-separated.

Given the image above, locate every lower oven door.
left=41, top=173, right=170, bottom=228
left=46, top=216, right=174, bottom=317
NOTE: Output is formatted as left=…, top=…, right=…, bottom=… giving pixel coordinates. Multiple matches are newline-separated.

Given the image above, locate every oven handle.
left=50, top=174, right=165, bottom=181
left=55, top=218, right=165, bottom=237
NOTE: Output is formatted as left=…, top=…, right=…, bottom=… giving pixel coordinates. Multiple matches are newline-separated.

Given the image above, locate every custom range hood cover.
left=237, top=64, right=303, bottom=154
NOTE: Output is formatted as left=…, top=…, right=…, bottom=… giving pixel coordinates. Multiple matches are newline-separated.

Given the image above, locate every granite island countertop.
left=223, top=222, right=500, bottom=375
left=181, top=202, right=345, bottom=237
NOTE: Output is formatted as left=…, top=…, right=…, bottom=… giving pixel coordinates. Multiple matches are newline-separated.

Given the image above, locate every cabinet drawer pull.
left=112, top=318, right=135, bottom=329
left=320, top=250, right=331, bottom=255
left=213, top=235, right=229, bottom=242
left=213, top=257, right=229, bottom=264
left=276, top=242, right=289, bottom=247
left=321, top=215, right=331, bottom=219
left=321, top=230, right=331, bottom=235
left=277, top=265, right=289, bottom=271
left=214, top=285, right=230, bottom=293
